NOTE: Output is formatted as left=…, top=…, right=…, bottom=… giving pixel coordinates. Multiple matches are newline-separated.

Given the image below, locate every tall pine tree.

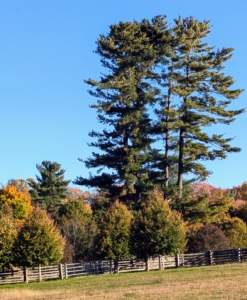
left=141, top=16, right=182, bottom=199
left=171, top=17, right=244, bottom=197
left=74, top=21, right=161, bottom=203
left=76, top=16, right=244, bottom=202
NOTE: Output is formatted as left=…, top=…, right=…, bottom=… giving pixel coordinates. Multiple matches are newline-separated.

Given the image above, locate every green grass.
left=1, top=263, right=247, bottom=299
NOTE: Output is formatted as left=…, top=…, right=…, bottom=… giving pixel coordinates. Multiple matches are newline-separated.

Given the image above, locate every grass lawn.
left=1, top=263, right=247, bottom=299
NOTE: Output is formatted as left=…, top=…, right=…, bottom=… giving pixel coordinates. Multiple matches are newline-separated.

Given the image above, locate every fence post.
left=59, top=264, right=63, bottom=280
left=110, top=259, right=112, bottom=274
left=38, top=264, right=42, bottom=282
left=238, top=248, right=242, bottom=263
left=146, top=257, right=149, bottom=272
left=208, top=250, right=213, bottom=265
left=176, top=254, right=180, bottom=268
left=64, top=263, right=68, bottom=279
left=114, top=259, right=119, bottom=274
left=24, top=267, right=28, bottom=284
left=158, top=255, right=162, bottom=270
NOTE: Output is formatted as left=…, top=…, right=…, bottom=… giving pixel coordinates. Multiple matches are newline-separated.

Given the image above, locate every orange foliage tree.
left=0, top=185, right=33, bottom=221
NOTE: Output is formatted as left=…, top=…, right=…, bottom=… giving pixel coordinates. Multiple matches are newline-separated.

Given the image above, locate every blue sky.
left=0, top=0, right=246, bottom=189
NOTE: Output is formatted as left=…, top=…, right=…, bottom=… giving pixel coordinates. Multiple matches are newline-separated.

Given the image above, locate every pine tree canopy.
left=28, top=161, right=71, bottom=212
left=75, top=15, right=244, bottom=203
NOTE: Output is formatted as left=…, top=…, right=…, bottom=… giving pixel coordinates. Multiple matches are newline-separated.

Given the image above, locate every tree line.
left=1, top=160, right=247, bottom=270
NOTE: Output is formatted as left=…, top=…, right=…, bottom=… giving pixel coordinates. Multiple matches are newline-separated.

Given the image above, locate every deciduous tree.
left=94, top=201, right=133, bottom=259
left=58, top=200, right=95, bottom=261
left=0, top=212, right=18, bottom=270
left=187, top=223, right=230, bottom=253
left=14, top=209, right=65, bottom=267
left=0, top=185, right=33, bottom=221
left=8, top=179, right=30, bottom=193
left=219, top=217, right=247, bottom=248
left=130, top=191, right=186, bottom=259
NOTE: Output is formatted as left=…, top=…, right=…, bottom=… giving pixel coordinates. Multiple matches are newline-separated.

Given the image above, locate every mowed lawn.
left=1, top=263, right=247, bottom=299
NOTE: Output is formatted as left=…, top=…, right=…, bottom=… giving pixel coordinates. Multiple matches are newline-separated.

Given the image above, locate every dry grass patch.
left=1, top=263, right=247, bottom=299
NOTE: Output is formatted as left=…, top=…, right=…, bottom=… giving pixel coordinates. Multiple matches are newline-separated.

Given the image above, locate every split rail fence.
left=1, top=247, right=247, bottom=285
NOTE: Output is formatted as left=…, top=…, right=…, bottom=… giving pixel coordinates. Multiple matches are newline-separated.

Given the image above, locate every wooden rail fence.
left=1, top=247, right=247, bottom=285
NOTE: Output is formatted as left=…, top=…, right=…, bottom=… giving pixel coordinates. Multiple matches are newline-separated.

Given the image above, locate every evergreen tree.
left=76, top=16, right=244, bottom=201
left=74, top=20, right=160, bottom=203
left=28, top=161, right=71, bottom=213
left=144, top=16, right=244, bottom=198
left=171, top=17, right=244, bottom=197
left=141, top=16, right=182, bottom=198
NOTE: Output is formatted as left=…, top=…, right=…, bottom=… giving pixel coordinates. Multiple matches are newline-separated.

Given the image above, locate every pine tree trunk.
left=164, top=99, right=170, bottom=200
left=178, top=128, right=184, bottom=198
left=164, top=74, right=173, bottom=200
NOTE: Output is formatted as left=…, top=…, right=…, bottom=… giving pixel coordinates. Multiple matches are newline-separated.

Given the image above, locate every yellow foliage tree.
left=0, top=185, right=33, bottom=221
left=94, top=201, right=133, bottom=259
left=14, top=209, right=65, bottom=267
left=219, top=216, right=247, bottom=248
left=0, top=212, right=18, bottom=269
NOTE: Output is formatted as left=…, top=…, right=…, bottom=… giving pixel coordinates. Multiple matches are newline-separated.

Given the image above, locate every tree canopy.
left=14, top=209, right=65, bottom=267
left=75, top=15, right=244, bottom=202
left=0, top=185, right=33, bottom=221
left=28, top=161, right=70, bottom=213
left=94, top=201, right=133, bottom=259
left=130, top=191, right=186, bottom=258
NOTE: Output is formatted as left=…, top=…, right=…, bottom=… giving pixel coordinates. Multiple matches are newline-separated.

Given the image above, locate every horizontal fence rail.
left=0, top=247, right=247, bottom=285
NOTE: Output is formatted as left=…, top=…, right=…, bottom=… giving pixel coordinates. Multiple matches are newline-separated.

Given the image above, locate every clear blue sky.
left=0, top=0, right=246, bottom=189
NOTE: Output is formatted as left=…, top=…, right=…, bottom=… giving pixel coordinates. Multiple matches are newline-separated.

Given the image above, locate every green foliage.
left=157, top=17, right=244, bottom=197
left=14, top=209, right=65, bottom=267
left=89, top=191, right=115, bottom=223
left=28, top=161, right=71, bottom=213
left=74, top=19, right=160, bottom=202
left=170, top=183, right=232, bottom=225
left=58, top=200, right=96, bottom=261
left=0, top=212, right=18, bottom=269
left=186, top=223, right=230, bottom=253
left=75, top=15, right=243, bottom=201
left=59, top=200, right=92, bottom=219
left=94, top=201, right=133, bottom=259
left=130, top=191, right=186, bottom=259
